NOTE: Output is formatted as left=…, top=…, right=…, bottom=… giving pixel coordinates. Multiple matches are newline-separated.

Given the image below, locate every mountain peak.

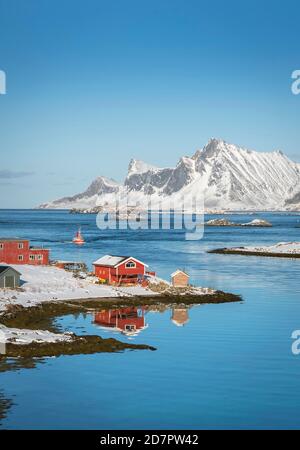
left=127, top=159, right=160, bottom=176
left=201, top=137, right=227, bottom=157
left=208, top=137, right=226, bottom=146
left=39, top=140, right=300, bottom=211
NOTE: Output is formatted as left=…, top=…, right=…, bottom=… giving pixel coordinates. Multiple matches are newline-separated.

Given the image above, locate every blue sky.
left=0, top=0, right=300, bottom=208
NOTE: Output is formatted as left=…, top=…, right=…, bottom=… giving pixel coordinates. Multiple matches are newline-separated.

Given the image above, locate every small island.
left=209, top=241, right=300, bottom=258
left=205, top=218, right=272, bottom=227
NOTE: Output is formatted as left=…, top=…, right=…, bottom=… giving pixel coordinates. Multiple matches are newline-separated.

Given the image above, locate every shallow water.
left=0, top=210, right=300, bottom=429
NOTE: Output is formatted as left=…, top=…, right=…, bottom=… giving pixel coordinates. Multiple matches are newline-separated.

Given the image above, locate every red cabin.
left=0, top=238, right=50, bottom=265
left=93, top=254, right=151, bottom=285
left=94, top=307, right=147, bottom=335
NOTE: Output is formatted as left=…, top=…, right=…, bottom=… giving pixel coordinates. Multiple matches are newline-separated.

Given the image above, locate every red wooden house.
left=94, top=307, right=147, bottom=335
left=93, top=254, right=152, bottom=285
left=0, top=238, right=50, bottom=265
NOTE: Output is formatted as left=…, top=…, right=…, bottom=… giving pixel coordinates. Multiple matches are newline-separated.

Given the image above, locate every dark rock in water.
left=205, top=218, right=237, bottom=226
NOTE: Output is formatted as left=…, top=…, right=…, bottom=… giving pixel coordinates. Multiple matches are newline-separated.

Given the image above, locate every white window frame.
left=125, top=324, right=136, bottom=332
left=18, top=243, right=24, bottom=249
left=29, top=255, right=35, bottom=261
left=37, top=255, right=43, bottom=260
left=125, top=261, right=136, bottom=269
left=18, top=255, right=24, bottom=261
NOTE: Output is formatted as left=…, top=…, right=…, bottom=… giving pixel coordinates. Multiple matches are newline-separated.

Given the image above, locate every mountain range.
left=39, top=138, right=300, bottom=211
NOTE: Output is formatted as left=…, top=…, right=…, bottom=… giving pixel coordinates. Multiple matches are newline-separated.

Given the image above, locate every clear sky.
left=0, top=0, right=300, bottom=208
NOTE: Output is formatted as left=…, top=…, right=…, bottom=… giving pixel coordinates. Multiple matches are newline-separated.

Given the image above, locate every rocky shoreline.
left=4, top=335, right=156, bottom=358
left=0, top=291, right=241, bottom=358
left=209, top=248, right=300, bottom=258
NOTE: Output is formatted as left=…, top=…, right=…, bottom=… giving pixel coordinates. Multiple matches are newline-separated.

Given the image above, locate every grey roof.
left=0, top=265, right=21, bottom=276
left=171, top=269, right=189, bottom=278
left=0, top=237, right=28, bottom=242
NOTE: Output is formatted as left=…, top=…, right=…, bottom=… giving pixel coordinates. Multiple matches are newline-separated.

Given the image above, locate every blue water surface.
left=0, top=209, right=300, bottom=429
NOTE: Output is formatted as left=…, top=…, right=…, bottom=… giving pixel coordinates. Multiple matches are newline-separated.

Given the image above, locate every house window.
left=125, top=261, right=136, bottom=268
left=18, top=255, right=24, bottom=261
left=18, top=243, right=24, bottom=249
left=29, top=255, right=35, bottom=261
left=0, top=243, right=3, bottom=250
left=37, top=255, right=43, bottom=260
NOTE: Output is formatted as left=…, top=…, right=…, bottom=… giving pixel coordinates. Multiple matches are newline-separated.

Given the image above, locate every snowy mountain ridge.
left=39, top=138, right=300, bottom=211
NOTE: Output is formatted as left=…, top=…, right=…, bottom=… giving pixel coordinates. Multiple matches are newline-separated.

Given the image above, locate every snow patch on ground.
left=0, top=324, right=73, bottom=345
left=0, top=265, right=157, bottom=313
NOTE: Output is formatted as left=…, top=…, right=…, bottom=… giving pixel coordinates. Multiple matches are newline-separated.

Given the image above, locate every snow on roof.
left=93, top=255, right=127, bottom=267
left=93, top=255, right=148, bottom=268
left=171, top=270, right=189, bottom=278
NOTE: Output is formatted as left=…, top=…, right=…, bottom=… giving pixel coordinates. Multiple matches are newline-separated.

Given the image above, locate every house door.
left=5, top=276, right=15, bottom=288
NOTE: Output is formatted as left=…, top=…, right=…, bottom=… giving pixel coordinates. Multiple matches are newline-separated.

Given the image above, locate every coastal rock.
left=205, top=218, right=273, bottom=227
left=209, top=241, right=300, bottom=258
left=241, top=219, right=272, bottom=227
left=205, top=218, right=237, bottom=226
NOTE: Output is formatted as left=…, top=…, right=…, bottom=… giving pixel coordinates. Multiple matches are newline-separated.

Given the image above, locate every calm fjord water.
left=1, top=209, right=300, bottom=429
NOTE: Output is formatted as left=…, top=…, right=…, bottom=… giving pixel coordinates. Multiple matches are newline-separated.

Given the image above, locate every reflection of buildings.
left=94, top=307, right=148, bottom=336
left=171, top=307, right=189, bottom=327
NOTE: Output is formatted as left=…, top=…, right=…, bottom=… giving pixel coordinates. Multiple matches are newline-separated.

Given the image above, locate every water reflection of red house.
left=94, top=307, right=148, bottom=336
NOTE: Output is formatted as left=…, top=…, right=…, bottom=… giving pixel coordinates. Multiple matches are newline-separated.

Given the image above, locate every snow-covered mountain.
left=39, top=139, right=300, bottom=211
left=39, top=176, right=120, bottom=209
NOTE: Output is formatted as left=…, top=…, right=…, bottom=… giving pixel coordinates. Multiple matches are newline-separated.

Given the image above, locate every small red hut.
left=93, top=254, right=150, bottom=285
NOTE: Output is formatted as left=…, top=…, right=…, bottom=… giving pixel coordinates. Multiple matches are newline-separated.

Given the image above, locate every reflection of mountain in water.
left=94, top=307, right=148, bottom=336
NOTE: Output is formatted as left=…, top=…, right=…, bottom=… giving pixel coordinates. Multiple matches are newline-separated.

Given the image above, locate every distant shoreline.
left=209, top=248, right=300, bottom=258
left=1, top=208, right=300, bottom=215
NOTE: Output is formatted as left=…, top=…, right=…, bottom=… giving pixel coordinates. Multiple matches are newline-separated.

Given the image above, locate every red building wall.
left=94, top=265, right=113, bottom=280
left=94, top=258, right=146, bottom=284
left=117, top=260, right=145, bottom=277
left=0, top=239, right=50, bottom=265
